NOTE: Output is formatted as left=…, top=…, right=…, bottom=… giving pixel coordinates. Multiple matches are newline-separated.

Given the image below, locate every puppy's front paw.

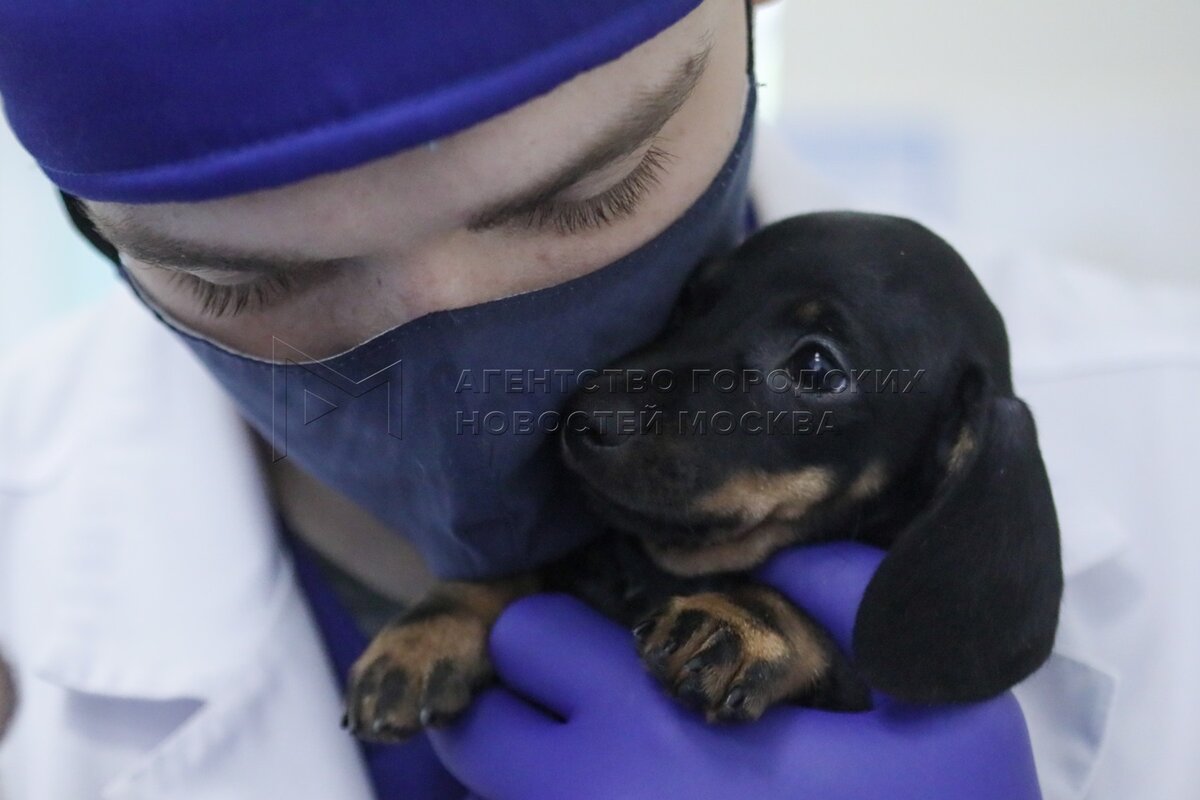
left=633, top=589, right=837, bottom=722
left=344, top=611, right=491, bottom=743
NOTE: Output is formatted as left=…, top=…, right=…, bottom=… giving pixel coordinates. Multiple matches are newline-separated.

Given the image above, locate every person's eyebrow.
left=465, top=37, right=713, bottom=231
left=80, top=205, right=355, bottom=276
left=81, top=37, right=714, bottom=274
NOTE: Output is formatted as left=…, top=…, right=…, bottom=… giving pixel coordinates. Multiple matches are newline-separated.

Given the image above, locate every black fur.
left=557, top=211, right=1063, bottom=706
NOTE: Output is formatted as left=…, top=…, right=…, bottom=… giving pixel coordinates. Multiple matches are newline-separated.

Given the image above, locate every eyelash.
left=513, top=143, right=675, bottom=235
left=168, top=268, right=298, bottom=319
left=167, top=145, right=674, bottom=319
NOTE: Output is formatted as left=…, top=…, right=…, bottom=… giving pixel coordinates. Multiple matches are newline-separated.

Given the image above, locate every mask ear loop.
left=59, top=190, right=121, bottom=268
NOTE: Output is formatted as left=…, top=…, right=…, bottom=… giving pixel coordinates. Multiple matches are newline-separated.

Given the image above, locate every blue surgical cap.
left=0, top=2, right=703, bottom=203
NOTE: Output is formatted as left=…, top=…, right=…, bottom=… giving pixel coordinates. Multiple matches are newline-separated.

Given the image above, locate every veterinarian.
left=1, top=1, right=1198, bottom=798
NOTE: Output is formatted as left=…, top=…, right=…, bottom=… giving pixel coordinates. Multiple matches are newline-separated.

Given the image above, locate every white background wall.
left=1, top=0, right=1197, bottom=353
left=754, top=0, right=1200, bottom=286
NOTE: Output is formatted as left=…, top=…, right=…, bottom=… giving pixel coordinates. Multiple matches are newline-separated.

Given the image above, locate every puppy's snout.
left=565, top=394, right=647, bottom=453
left=575, top=410, right=630, bottom=448
left=563, top=374, right=662, bottom=458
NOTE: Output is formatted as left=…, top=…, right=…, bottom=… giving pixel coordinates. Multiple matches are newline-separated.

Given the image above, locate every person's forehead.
left=85, top=0, right=721, bottom=259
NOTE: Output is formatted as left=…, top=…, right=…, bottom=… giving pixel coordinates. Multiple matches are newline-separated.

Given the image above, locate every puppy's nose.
left=563, top=362, right=681, bottom=457
left=564, top=389, right=655, bottom=453
left=576, top=409, right=631, bottom=448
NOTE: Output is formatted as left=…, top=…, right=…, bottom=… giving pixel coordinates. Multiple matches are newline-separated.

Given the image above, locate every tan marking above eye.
left=947, top=427, right=976, bottom=473
left=795, top=300, right=822, bottom=324
left=692, top=466, right=835, bottom=524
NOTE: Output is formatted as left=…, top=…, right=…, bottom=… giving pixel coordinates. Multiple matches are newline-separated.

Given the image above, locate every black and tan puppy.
left=344, top=211, right=1064, bottom=741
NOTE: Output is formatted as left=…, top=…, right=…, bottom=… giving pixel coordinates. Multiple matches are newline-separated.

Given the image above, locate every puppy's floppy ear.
left=852, top=367, right=1064, bottom=703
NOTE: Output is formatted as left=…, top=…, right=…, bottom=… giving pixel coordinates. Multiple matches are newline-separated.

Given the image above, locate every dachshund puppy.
left=343, top=211, right=1064, bottom=741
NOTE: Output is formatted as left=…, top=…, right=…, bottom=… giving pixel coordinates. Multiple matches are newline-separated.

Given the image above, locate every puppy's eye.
left=784, top=338, right=849, bottom=393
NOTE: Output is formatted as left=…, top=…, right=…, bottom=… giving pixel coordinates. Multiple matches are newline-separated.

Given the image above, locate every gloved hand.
left=429, top=543, right=1043, bottom=800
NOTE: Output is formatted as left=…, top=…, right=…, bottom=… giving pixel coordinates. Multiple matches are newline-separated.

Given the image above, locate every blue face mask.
left=70, top=86, right=756, bottom=580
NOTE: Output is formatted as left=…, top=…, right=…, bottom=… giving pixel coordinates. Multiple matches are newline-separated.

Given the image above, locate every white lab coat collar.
left=17, top=287, right=373, bottom=799
left=29, top=313, right=284, bottom=697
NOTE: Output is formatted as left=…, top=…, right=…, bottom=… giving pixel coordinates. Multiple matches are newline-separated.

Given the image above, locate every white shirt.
left=1, top=123, right=1198, bottom=799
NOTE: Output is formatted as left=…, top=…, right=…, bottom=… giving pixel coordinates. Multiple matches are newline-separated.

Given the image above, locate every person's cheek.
left=414, top=226, right=654, bottom=308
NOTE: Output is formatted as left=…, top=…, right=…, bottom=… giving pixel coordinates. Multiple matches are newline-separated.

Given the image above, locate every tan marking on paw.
left=674, top=593, right=790, bottom=662
left=346, top=612, right=492, bottom=741
left=344, top=576, right=539, bottom=742
left=741, top=588, right=832, bottom=682
left=637, top=589, right=834, bottom=722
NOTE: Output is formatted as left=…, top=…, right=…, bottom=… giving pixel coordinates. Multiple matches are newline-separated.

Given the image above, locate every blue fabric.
left=0, top=1, right=702, bottom=202
left=111, top=85, right=757, bottom=581
left=281, top=516, right=467, bottom=800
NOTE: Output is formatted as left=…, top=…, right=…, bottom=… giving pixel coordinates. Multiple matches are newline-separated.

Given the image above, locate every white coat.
left=2, top=123, right=1199, bottom=800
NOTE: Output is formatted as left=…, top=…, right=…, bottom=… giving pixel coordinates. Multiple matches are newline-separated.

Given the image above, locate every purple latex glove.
left=429, top=543, right=1042, bottom=800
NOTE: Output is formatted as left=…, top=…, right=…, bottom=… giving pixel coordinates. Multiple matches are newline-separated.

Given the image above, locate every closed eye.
left=145, top=257, right=346, bottom=319
left=164, top=268, right=299, bottom=318
left=475, top=143, right=675, bottom=236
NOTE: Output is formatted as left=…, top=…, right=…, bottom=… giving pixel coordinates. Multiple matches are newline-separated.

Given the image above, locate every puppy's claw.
left=632, top=617, right=658, bottom=642
left=419, top=705, right=459, bottom=729
left=675, top=673, right=709, bottom=710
